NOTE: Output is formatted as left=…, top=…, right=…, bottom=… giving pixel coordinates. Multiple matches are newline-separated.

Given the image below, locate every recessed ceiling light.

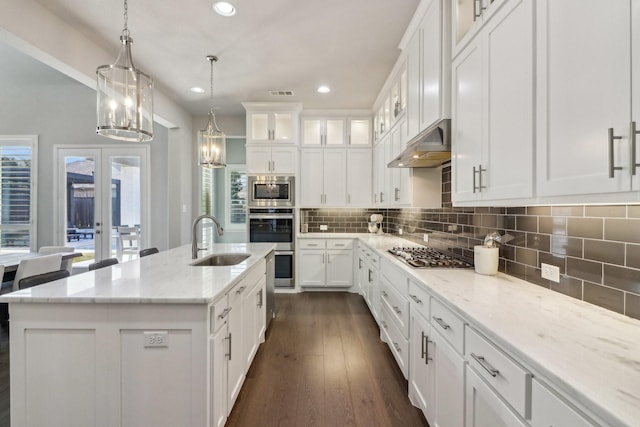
left=213, top=1, right=236, bottom=16
left=317, top=85, right=331, bottom=94
left=190, top=86, right=206, bottom=94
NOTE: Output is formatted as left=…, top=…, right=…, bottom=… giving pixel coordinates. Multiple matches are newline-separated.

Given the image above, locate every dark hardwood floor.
left=226, top=292, right=428, bottom=427
left=0, top=315, right=9, bottom=427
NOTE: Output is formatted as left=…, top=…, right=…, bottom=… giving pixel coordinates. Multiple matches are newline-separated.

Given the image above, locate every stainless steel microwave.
left=248, top=175, right=295, bottom=207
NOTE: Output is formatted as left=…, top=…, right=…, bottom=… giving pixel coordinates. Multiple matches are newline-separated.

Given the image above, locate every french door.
left=55, top=146, right=149, bottom=262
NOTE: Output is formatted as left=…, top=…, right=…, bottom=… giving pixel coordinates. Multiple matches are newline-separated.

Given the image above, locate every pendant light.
left=198, top=55, right=226, bottom=168
left=96, top=0, right=154, bottom=142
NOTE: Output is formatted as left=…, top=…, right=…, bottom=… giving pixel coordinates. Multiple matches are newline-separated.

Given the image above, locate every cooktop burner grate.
left=388, top=247, right=473, bottom=269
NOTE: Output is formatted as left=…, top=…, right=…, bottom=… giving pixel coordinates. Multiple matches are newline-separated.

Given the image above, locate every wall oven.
left=248, top=208, right=295, bottom=288
left=248, top=175, right=294, bottom=207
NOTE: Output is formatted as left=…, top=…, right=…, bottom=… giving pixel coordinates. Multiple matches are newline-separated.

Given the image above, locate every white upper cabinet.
left=246, top=146, right=297, bottom=174
left=452, top=0, right=534, bottom=205
left=299, top=149, right=347, bottom=206
left=453, top=0, right=508, bottom=56
left=348, top=118, right=372, bottom=146
left=404, top=0, right=451, bottom=145
left=243, top=102, right=301, bottom=144
left=346, top=149, right=372, bottom=206
left=536, top=0, right=639, bottom=201
left=301, top=117, right=346, bottom=146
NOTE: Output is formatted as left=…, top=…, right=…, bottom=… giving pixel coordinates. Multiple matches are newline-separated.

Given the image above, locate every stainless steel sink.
left=191, top=253, right=251, bottom=267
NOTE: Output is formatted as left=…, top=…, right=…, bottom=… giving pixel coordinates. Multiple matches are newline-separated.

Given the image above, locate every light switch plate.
left=541, top=263, right=560, bottom=283
left=320, top=224, right=328, bottom=231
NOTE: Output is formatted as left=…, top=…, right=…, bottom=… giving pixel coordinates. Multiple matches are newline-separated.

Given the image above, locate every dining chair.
left=139, top=247, right=159, bottom=257
left=12, top=254, right=63, bottom=292
left=18, top=269, right=71, bottom=290
left=39, top=246, right=75, bottom=274
left=88, top=258, right=119, bottom=271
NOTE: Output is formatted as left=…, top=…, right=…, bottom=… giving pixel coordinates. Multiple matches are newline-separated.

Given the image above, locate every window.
left=0, top=136, right=37, bottom=252
left=225, top=165, right=247, bottom=230
left=201, top=166, right=215, bottom=216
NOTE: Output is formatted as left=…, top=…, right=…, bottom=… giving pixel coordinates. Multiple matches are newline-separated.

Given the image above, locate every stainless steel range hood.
left=387, top=119, right=451, bottom=168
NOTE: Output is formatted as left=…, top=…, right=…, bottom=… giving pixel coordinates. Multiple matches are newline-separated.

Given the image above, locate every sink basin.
left=191, top=253, right=251, bottom=267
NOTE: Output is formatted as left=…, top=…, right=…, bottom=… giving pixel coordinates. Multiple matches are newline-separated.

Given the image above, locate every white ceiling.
left=30, top=0, right=420, bottom=116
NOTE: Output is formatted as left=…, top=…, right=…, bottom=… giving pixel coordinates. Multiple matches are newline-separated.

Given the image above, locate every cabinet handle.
left=348, top=194, right=351, bottom=204
left=374, top=193, right=378, bottom=203
left=236, top=286, right=246, bottom=294
left=471, top=353, right=500, bottom=377
left=381, top=290, right=388, bottom=298
left=392, top=342, right=401, bottom=352
left=322, top=253, right=325, bottom=264
left=380, top=192, right=384, bottom=203
left=410, top=294, right=422, bottom=304
left=335, top=244, right=345, bottom=247
left=218, top=307, right=231, bottom=319
left=368, top=270, right=373, bottom=283
left=308, top=243, right=318, bottom=247
left=381, top=320, right=388, bottom=329
left=478, top=164, right=486, bottom=192
left=473, top=166, right=478, bottom=193
left=348, top=134, right=352, bottom=145
left=432, top=316, right=450, bottom=330
left=359, top=259, right=363, bottom=269
left=327, top=254, right=331, bottom=264
left=228, top=333, right=233, bottom=360
left=257, top=289, right=263, bottom=308
left=393, top=306, right=401, bottom=315
left=421, top=332, right=432, bottom=364
left=608, top=127, right=624, bottom=178
left=631, top=122, right=640, bottom=175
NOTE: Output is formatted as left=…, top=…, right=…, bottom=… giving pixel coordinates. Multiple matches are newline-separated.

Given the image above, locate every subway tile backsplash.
left=301, top=166, right=640, bottom=320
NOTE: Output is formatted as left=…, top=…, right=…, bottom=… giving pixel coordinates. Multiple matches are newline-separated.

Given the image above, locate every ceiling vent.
left=268, top=90, right=294, bottom=97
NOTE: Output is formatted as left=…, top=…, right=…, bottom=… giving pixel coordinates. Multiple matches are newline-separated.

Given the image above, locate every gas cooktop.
left=388, top=247, right=473, bottom=269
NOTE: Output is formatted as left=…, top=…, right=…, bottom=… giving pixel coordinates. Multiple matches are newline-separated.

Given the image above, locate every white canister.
left=474, top=246, right=499, bottom=275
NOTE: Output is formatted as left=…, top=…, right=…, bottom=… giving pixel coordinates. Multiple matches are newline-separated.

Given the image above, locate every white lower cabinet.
left=465, top=365, right=528, bottom=427
left=298, top=239, right=353, bottom=288
left=211, top=323, right=229, bottom=427
left=531, top=380, right=595, bottom=427
left=242, top=275, right=266, bottom=368
left=431, top=326, right=465, bottom=427
left=409, top=294, right=435, bottom=423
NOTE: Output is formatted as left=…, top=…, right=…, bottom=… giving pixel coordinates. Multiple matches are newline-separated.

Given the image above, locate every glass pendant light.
left=96, top=0, right=154, bottom=142
left=198, top=55, right=226, bottom=168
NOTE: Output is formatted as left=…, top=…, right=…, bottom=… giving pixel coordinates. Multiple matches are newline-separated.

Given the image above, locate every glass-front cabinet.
left=243, top=103, right=302, bottom=144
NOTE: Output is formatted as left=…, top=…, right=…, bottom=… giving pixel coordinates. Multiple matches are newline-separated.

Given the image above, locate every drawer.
left=380, top=280, right=409, bottom=338
left=298, top=239, right=326, bottom=249
left=380, top=303, right=409, bottom=378
left=430, top=297, right=465, bottom=354
left=381, top=257, right=409, bottom=295
left=210, top=296, right=229, bottom=334
left=408, top=280, right=430, bottom=318
left=465, top=326, right=532, bottom=419
left=531, top=379, right=594, bottom=427
left=327, top=239, right=353, bottom=250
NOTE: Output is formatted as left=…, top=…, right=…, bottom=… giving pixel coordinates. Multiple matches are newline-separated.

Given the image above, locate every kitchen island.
left=0, top=243, right=275, bottom=427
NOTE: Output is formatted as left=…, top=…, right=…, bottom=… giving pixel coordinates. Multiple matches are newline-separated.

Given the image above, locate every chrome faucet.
left=191, top=214, right=224, bottom=259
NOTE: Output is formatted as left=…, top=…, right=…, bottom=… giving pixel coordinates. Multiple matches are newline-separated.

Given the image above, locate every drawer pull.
left=217, top=307, right=231, bottom=319
left=381, top=290, right=388, bottom=297
left=432, top=316, right=450, bottom=330
left=471, top=353, right=500, bottom=377
left=235, top=286, right=246, bottom=294
left=392, top=306, right=401, bottom=315
left=381, top=321, right=388, bottom=329
left=307, top=243, right=319, bottom=247
left=410, top=294, right=422, bottom=304
left=392, top=342, right=401, bottom=352
left=334, top=244, right=345, bottom=247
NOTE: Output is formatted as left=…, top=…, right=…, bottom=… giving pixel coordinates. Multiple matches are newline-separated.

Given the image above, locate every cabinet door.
left=211, top=326, right=228, bottom=427
left=273, top=112, right=294, bottom=141
left=421, top=0, right=443, bottom=130
left=298, top=250, right=325, bottom=287
left=326, top=249, right=353, bottom=287
left=406, top=27, right=421, bottom=141
left=410, top=312, right=435, bottom=423
left=249, top=112, right=270, bottom=143
left=326, top=119, right=346, bottom=146
left=452, top=36, right=483, bottom=203
left=465, top=365, right=528, bottom=427
left=536, top=0, right=632, bottom=196
left=531, top=380, right=594, bottom=427
left=373, top=140, right=387, bottom=204
left=302, top=118, right=322, bottom=145
left=433, top=329, right=465, bottom=427
left=299, top=149, right=324, bottom=206
left=482, top=0, right=534, bottom=201
left=242, top=281, right=258, bottom=368
left=246, top=146, right=272, bottom=174
left=634, top=2, right=640, bottom=191
left=255, top=278, right=267, bottom=343
left=349, top=119, right=371, bottom=146
left=346, top=149, right=372, bottom=206
left=227, top=286, right=245, bottom=409
left=270, top=147, right=297, bottom=174
left=323, top=149, right=347, bottom=206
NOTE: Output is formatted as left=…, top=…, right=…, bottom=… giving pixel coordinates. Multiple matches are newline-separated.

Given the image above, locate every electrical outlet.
left=423, top=233, right=429, bottom=243
left=320, top=224, right=328, bottom=231
left=144, top=331, right=168, bottom=348
left=541, top=263, right=560, bottom=283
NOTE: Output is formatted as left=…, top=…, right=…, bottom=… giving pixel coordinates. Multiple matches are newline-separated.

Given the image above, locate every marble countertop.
left=0, top=243, right=275, bottom=304
left=303, top=233, right=640, bottom=426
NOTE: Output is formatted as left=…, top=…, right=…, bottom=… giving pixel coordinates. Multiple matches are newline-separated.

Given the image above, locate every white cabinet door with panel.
left=348, top=118, right=371, bottom=146
left=409, top=302, right=436, bottom=423
left=536, top=0, right=635, bottom=198
left=346, top=149, right=372, bottom=206
left=245, top=110, right=298, bottom=144
left=432, top=327, right=465, bottom=427
left=298, top=249, right=326, bottom=287
left=299, top=149, right=346, bottom=206
left=452, top=0, right=534, bottom=205
left=211, top=320, right=229, bottom=427
left=246, top=146, right=297, bottom=174
left=531, top=379, right=596, bottom=427
left=372, top=140, right=387, bottom=205
left=323, top=149, right=347, bottom=205
left=298, top=239, right=353, bottom=288
left=301, top=117, right=346, bottom=146
left=326, top=250, right=353, bottom=288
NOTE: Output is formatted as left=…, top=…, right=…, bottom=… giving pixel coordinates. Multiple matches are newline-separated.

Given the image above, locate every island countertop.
left=0, top=243, right=275, bottom=304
